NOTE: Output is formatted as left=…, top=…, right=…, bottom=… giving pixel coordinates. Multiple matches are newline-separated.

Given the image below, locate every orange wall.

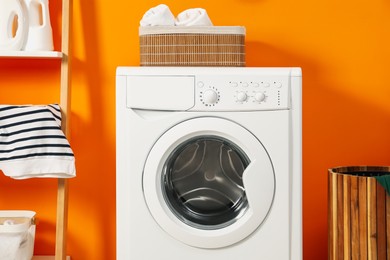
left=1, top=0, right=390, bottom=259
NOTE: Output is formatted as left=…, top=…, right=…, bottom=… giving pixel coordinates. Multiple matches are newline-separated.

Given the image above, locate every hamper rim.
left=0, top=210, right=36, bottom=233
left=328, top=165, right=390, bottom=175
left=139, top=26, right=246, bottom=36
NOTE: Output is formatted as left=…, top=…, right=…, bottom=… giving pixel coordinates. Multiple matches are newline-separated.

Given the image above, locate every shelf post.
left=56, top=0, right=72, bottom=259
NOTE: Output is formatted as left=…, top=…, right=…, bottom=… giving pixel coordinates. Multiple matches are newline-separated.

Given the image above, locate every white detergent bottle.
left=24, top=0, right=53, bottom=51
left=0, top=0, right=29, bottom=50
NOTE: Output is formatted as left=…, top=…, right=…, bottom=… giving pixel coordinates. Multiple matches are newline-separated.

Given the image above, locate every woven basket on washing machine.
left=139, top=26, right=246, bottom=67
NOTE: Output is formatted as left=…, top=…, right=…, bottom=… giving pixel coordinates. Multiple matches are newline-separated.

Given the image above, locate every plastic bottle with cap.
left=0, top=0, right=29, bottom=50
left=24, top=0, right=53, bottom=51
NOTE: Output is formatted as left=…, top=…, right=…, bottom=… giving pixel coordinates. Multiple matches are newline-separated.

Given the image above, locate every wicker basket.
left=328, top=166, right=390, bottom=260
left=139, top=26, right=246, bottom=67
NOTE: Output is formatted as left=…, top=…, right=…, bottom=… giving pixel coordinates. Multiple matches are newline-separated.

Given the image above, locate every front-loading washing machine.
left=116, top=67, right=302, bottom=259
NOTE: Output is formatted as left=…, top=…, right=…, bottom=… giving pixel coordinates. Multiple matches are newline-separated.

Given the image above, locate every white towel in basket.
left=0, top=104, right=75, bottom=179
left=175, top=8, right=213, bottom=26
left=140, top=4, right=175, bottom=26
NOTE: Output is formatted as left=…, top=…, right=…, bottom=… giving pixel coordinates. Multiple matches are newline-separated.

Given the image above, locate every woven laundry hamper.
left=139, top=26, right=246, bottom=67
left=328, top=166, right=390, bottom=260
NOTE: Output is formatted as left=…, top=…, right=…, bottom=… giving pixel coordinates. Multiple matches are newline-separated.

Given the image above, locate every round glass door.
left=143, top=117, right=275, bottom=249
left=162, top=136, right=249, bottom=229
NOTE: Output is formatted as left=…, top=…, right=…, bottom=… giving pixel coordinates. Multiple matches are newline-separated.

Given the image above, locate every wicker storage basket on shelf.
left=139, top=26, right=246, bottom=67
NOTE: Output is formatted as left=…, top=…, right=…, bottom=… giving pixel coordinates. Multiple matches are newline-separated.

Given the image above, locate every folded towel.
left=140, top=4, right=175, bottom=26
left=175, top=8, right=213, bottom=26
left=374, top=175, right=390, bottom=196
left=0, top=104, right=75, bottom=179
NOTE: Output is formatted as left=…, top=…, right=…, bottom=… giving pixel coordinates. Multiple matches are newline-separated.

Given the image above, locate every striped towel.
left=0, top=104, right=75, bottom=179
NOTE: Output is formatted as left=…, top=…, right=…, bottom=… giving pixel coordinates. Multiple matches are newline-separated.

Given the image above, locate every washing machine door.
left=143, top=117, right=275, bottom=249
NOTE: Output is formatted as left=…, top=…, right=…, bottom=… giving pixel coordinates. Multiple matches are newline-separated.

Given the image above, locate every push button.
left=260, top=82, right=270, bottom=88
left=230, top=82, right=238, bottom=87
left=273, top=82, right=282, bottom=88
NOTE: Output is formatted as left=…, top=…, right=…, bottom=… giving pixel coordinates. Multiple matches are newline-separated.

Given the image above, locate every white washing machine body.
left=116, top=67, right=302, bottom=260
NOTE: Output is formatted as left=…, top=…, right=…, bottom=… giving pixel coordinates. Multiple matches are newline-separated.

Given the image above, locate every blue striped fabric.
left=0, top=104, right=75, bottom=179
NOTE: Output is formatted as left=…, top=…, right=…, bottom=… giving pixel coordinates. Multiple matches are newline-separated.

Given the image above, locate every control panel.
left=191, top=75, right=290, bottom=111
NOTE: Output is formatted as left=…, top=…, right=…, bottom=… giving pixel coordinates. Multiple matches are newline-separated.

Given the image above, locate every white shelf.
left=0, top=50, right=63, bottom=59
left=33, top=256, right=71, bottom=260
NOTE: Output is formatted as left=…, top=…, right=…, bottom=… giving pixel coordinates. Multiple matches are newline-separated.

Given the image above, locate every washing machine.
left=116, top=67, right=302, bottom=260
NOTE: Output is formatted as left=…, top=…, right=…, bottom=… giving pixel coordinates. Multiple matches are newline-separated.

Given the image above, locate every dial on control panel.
left=202, top=89, right=219, bottom=105
left=254, top=92, right=266, bottom=102
left=236, top=91, right=248, bottom=102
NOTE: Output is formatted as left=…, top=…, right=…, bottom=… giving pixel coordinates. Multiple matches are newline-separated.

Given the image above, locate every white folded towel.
left=175, top=8, right=213, bottom=26
left=0, top=104, right=76, bottom=179
left=140, top=4, right=175, bottom=26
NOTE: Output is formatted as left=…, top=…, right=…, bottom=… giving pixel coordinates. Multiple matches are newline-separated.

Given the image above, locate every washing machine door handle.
left=242, top=158, right=275, bottom=216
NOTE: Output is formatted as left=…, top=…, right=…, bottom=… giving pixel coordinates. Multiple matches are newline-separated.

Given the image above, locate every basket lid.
left=139, top=26, right=246, bottom=35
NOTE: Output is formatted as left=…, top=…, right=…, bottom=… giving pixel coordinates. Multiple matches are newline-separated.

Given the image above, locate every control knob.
left=254, top=92, right=266, bottom=102
left=236, top=91, right=248, bottom=102
left=202, top=89, right=219, bottom=105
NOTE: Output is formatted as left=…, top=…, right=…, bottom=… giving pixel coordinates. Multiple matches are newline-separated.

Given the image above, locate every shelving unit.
left=0, top=0, right=72, bottom=259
